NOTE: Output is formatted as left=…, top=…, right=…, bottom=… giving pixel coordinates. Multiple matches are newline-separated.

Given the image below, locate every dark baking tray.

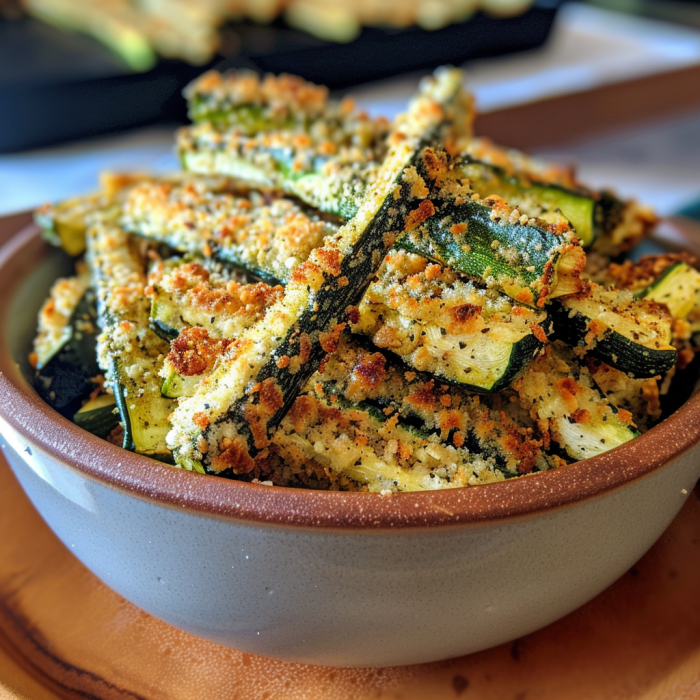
left=0, top=0, right=561, bottom=153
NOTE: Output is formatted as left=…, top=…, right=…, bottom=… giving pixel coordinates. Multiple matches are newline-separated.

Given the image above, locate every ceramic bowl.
left=1, top=216, right=700, bottom=668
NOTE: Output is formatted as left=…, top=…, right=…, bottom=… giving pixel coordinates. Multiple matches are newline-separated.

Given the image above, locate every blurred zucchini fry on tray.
left=32, top=66, right=691, bottom=492
left=20, top=0, right=538, bottom=70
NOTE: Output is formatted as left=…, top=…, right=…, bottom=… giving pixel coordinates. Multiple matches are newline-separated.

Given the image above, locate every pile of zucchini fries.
left=30, top=67, right=700, bottom=492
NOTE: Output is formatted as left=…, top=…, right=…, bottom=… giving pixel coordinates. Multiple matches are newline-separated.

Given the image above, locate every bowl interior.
left=8, top=243, right=73, bottom=384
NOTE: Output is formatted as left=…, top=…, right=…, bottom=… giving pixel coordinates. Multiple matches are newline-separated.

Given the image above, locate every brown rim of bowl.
left=1, top=219, right=700, bottom=531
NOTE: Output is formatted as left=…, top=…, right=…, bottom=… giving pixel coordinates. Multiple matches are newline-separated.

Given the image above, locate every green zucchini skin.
left=88, top=221, right=174, bottom=460
left=33, top=290, right=100, bottom=419
left=456, top=156, right=598, bottom=247
left=549, top=300, right=677, bottom=378
left=73, top=394, right=119, bottom=439
left=399, top=195, right=584, bottom=306
left=188, top=101, right=295, bottom=133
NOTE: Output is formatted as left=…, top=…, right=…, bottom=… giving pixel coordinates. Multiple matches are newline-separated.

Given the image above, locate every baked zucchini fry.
left=276, top=389, right=518, bottom=492
left=550, top=283, right=677, bottom=378
left=32, top=268, right=91, bottom=369
left=456, top=155, right=599, bottom=247
left=163, top=327, right=555, bottom=488
left=604, top=253, right=700, bottom=360
left=587, top=358, right=661, bottom=432
left=184, top=70, right=331, bottom=130
left=167, top=76, right=469, bottom=473
left=309, top=337, right=556, bottom=480
left=178, top=66, right=472, bottom=219
left=638, top=260, right=700, bottom=323
left=88, top=220, right=174, bottom=459
left=350, top=250, right=551, bottom=392
left=398, top=151, right=586, bottom=306
left=31, top=271, right=100, bottom=419
left=122, top=180, right=334, bottom=283
left=461, top=138, right=657, bottom=256
left=148, top=260, right=283, bottom=342
left=513, top=342, right=638, bottom=461
left=35, top=172, right=158, bottom=257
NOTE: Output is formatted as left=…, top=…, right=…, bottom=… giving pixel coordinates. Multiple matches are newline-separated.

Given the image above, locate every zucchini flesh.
left=34, top=173, right=159, bottom=257
left=551, top=284, right=676, bottom=378
left=179, top=67, right=472, bottom=219
left=513, top=342, right=638, bottom=461
left=161, top=369, right=200, bottom=399
left=351, top=250, right=551, bottom=392
left=35, top=195, right=103, bottom=257
left=639, top=261, right=700, bottom=323
left=88, top=220, right=174, bottom=459
left=456, top=156, right=598, bottom=247
left=168, top=72, right=476, bottom=473
left=33, top=287, right=100, bottom=419
left=73, top=394, right=119, bottom=439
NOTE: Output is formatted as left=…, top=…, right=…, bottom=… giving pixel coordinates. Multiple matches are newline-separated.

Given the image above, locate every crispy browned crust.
left=168, top=328, right=234, bottom=377
left=605, top=253, right=697, bottom=292
left=186, top=70, right=330, bottom=118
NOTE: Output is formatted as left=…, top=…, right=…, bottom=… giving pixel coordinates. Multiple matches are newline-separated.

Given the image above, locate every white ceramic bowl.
left=1, top=216, right=700, bottom=667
